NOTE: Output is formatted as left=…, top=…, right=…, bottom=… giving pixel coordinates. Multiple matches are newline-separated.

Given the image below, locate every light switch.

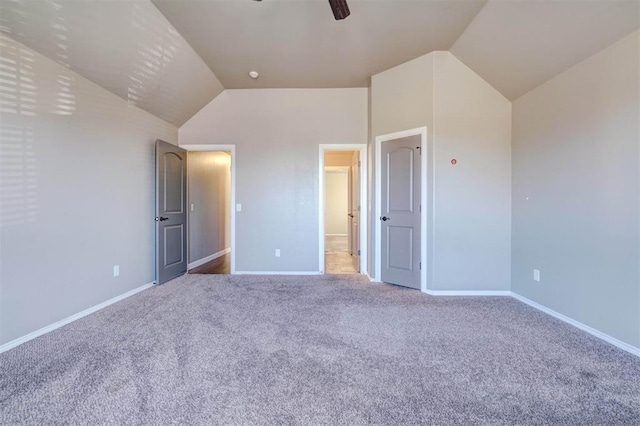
left=236, top=203, right=242, bottom=212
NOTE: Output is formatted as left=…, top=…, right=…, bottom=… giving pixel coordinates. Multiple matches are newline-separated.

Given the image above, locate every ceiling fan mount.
left=328, top=0, right=351, bottom=20
left=252, top=0, right=351, bottom=21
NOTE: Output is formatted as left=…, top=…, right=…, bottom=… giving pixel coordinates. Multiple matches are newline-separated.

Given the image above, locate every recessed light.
left=249, top=71, right=259, bottom=79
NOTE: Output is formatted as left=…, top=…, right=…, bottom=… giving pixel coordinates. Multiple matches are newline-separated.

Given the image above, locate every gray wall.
left=187, top=151, right=231, bottom=263
left=370, top=52, right=512, bottom=291
left=370, top=54, right=435, bottom=281
left=512, top=31, right=640, bottom=347
left=0, top=36, right=178, bottom=345
left=179, top=88, right=368, bottom=272
left=431, top=52, right=512, bottom=291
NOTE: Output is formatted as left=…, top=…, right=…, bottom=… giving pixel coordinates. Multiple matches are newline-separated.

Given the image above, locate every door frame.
left=318, top=144, right=368, bottom=275
left=180, top=144, right=236, bottom=274
left=374, top=127, right=427, bottom=292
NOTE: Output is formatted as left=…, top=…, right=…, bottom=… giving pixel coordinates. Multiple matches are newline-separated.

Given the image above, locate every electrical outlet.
left=190, top=203, right=195, bottom=211
left=113, top=265, right=120, bottom=277
left=275, top=249, right=281, bottom=257
left=533, top=269, right=540, bottom=282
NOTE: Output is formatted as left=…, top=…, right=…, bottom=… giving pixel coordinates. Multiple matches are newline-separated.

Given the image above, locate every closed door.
left=349, top=152, right=360, bottom=271
left=381, top=135, right=421, bottom=289
left=156, top=140, right=188, bottom=284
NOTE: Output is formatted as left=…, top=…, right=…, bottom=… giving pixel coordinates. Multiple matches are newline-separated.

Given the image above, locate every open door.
left=380, top=135, right=421, bottom=289
left=349, top=152, right=360, bottom=272
left=156, top=140, right=187, bottom=284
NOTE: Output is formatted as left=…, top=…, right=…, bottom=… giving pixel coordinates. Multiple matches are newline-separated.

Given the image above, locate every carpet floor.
left=1, top=274, right=639, bottom=425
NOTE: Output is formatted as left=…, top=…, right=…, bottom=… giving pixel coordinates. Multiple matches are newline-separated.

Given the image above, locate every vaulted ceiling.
left=151, top=0, right=487, bottom=88
left=0, top=0, right=224, bottom=126
left=1, top=0, right=638, bottom=126
left=451, top=0, right=640, bottom=100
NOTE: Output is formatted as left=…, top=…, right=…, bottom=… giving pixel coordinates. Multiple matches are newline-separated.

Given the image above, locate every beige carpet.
left=1, top=274, right=639, bottom=424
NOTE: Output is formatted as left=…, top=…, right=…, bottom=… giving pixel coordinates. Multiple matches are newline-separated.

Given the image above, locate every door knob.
left=380, top=216, right=390, bottom=221
left=155, top=217, right=170, bottom=221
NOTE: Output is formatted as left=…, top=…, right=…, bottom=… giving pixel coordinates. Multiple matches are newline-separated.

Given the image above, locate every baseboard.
left=188, top=248, right=231, bottom=270
left=424, top=289, right=511, bottom=296
left=363, top=276, right=638, bottom=357
left=364, top=275, right=507, bottom=294
left=325, top=234, right=348, bottom=236
left=511, top=292, right=640, bottom=357
left=234, top=271, right=322, bottom=275
left=0, top=282, right=155, bottom=354
left=3, top=278, right=636, bottom=359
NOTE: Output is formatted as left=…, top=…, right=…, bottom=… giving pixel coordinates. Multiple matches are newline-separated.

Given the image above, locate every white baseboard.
left=363, top=276, right=638, bottom=357
left=188, top=248, right=231, bottom=270
left=511, top=292, right=640, bottom=357
left=424, top=290, right=511, bottom=296
left=4, top=277, right=637, bottom=359
left=234, top=271, right=322, bottom=275
left=0, top=282, right=155, bottom=354
left=364, top=276, right=508, bottom=295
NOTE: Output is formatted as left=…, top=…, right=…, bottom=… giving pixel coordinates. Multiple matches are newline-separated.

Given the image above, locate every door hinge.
left=419, top=262, right=422, bottom=270
left=358, top=160, right=361, bottom=167
left=358, top=205, right=361, bottom=212
left=357, top=249, right=361, bottom=256
left=420, top=204, right=422, bottom=213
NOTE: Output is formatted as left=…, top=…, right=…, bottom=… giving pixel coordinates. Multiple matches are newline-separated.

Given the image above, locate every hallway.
left=325, top=235, right=358, bottom=274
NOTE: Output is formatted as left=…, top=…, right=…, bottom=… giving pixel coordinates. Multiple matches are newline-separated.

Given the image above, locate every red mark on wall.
left=451, top=159, right=457, bottom=165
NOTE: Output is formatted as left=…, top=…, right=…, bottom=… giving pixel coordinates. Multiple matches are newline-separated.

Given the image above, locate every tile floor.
left=325, top=235, right=358, bottom=274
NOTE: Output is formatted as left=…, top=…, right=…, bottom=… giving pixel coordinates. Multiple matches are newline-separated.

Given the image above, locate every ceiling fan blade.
left=328, top=0, right=350, bottom=20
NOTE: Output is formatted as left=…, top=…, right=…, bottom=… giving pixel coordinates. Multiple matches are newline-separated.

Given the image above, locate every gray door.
left=381, top=135, right=421, bottom=289
left=156, top=140, right=187, bottom=284
left=349, top=152, right=360, bottom=271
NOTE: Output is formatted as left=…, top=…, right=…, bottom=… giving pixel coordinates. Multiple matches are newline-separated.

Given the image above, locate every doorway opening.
left=319, top=144, right=367, bottom=275
left=181, top=144, right=236, bottom=275
left=374, top=128, right=427, bottom=292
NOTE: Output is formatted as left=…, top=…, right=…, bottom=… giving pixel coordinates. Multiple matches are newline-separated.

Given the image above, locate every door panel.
left=163, top=153, right=184, bottom=213
left=156, top=140, right=187, bottom=284
left=388, top=226, right=413, bottom=271
left=387, top=149, right=414, bottom=212
left=381, top=135, right=421, bottom=289
left=163, top=224, right=184, bottom=267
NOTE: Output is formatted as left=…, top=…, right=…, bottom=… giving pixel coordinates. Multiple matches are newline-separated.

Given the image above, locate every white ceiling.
left=451, top=0, right=640, bottom=100
left=151, top=0, right=487, bottom=88
left=0, top=0, right=224, bottom=126
left=1, top=0, right=638, bottom=124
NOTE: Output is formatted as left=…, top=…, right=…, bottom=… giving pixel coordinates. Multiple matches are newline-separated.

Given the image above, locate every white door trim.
left=374, top=128, right=428, bottom=292
left=180, top=144, right=237, bottom=274
left=319, top=144, right=368, bottom=275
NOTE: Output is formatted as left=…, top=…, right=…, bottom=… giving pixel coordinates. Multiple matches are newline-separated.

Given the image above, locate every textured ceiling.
left=152, top=0, right=487, bottom=88
left=451, top=0, right=640, bottom=100
left=1, top=0, right=637, bottom=124
left=0, top=0, right=224, bottom=126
